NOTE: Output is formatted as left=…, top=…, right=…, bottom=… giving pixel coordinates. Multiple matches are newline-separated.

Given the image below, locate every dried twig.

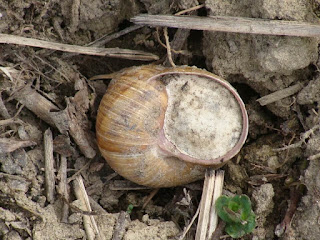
left=89, top=25, right=143, bottom=48
left=44, top=128, right=55, bottom=203
left=63, top=25, right=143, bottom=59
left=0, top=33, right=159, bottom=61
left=163, top=27, right=176, bottom=67
left=57, top=155, right=70, bottom=223
left=10, top=84, right=60, bottom=127
left=0, top=67, right=18, bottom=83
left=131, top=15, right=320, bottom=37
left=275, top=187, right=303, bottom=237
left=195, top=170, right=225, bottom=240
left=178, top=205, right=200, bottom=240
left=69, top=0, right=80, bottom=34
left=162, top=28, right=190, bottom=66
left=64, top=97, right=96, bottom=158
left=104, top=172, right=119, bottom=182
left=0, top=138, right=36, bottom=153
left=0, top=172, right=30, bottom=181
left=196, top=169, right=216, bottom=240
left=73, top=175, right=103, bottom=240
left=68, top=158, right=93, bottom=183
left=162, top=3, right=202, bottom=66
left=175, top=4, right=205, bottom=16
left=142, top=188, right=159, bottom=209
left=14, top=193, right=45, bottom=220
left=275, top=124, right=320, bottom=151
left=0, top=118, right=24, bottom=127
left=256, top=83, right=303, bottom=106
left=208, top=170, right=224, bottom=238
left=10, top=84, right=96, bottom=158
left=308, top=152, right=320, bottom=161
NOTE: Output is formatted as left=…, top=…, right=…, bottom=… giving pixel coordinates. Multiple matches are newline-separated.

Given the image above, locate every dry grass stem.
left=208, top=170, right=225, bottom=238
left=0, top=33, right=159, bottom=61
left=163, top=27, right=176, bottom=67
left=175, top=4, right=205, bottom=16
left=163, top=3, right=203, bottom=67
left=10, top=84, right=60, bottom=127
left=67, top=159, right=93, bottom=183
left=0, top=118, right=23, bottom=127
left=89, top=25, right=143, bottom=48
left=0, top=66, right=18, bottom=83
left=0, top=172, right=30, bottom=181
left=257, top=83, right=303, bottom=106
left=308, top=152, right=320, bottom=160
left=195, top=169, right=225, bottom=240
left=142, top=188, right=160, bottom=209
left=64, top=97, right=97, bottom=158
left=131, top=15, right=320, bottom=37
left=196, top=169, right=216, bottom=240
left=178, top=205, right=200, bottom=240
left=162, top=28, right=190, bottom=66
left=69, top=0, right=80, bottom=34
left=10, top=84, right=96, bottom=158
left=0, top=138, right=36, bottom=153
left=275, top=124, right=320, bottom=151
left=57, top=155, right=69, bottom=223
left=73, top=175, right=103, bottom=240
left=44, top=128, right=55, bottom=203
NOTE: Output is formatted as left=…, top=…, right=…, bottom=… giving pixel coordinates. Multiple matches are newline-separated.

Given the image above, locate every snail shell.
left=96, top=65, right=248, bottom=188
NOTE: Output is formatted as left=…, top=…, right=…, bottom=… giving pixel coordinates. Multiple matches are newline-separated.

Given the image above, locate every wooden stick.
left=10, top=84, right=96, bottom=159
left=88, top=25, right=143, bottom=47
left=58, top=155, right=69, bottom=223
left=208, top=170, right=224, bottom=239
left=196, top=169, right=216, bottom=240
left=10, top=84, right=60, bottom=127
left=131, top=15, right=320, bottom=37
left=73, top=175, right=103, bottom=240
left=44, top=128, right=55, bottom=203
left=0, top=33, right=159, bottom=61
left=256, top=83, right=303, bottom=106
left=0, top=138, right=36, bottom=154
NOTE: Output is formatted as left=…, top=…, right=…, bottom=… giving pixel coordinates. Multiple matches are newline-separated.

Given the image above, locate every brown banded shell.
left=96, top=65, right=248, bottom=188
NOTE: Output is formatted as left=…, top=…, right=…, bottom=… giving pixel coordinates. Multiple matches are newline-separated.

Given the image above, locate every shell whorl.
left=96, top=65, right=248, bottom=187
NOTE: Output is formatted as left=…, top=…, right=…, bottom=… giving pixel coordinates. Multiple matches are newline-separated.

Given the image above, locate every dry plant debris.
left=0, top=0, right=320, bottom=239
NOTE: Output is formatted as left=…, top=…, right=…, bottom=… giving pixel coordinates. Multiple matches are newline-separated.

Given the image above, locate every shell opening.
left=160, top=73, right=244, bottom=163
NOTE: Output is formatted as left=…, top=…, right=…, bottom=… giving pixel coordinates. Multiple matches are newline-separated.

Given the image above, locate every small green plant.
left=126, top=204, right=134, bottom=214
left=216, top=195, right=256, bottom=238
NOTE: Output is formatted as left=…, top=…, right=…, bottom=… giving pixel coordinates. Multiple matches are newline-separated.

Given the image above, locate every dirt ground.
left=0, top=0, right=320, bottom=239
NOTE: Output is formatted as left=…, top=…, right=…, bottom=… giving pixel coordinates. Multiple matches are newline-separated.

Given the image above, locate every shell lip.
left=153, top=69, right=249, bottom=166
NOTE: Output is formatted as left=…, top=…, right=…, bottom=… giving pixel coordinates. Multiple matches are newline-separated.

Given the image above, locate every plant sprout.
left=216, top=195, right=256, bottom=238
left=127, top=204, right=134, bottom=214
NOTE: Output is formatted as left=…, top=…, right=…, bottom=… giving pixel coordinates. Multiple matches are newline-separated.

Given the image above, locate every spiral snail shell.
left=96, top=65, right=248, bottom=188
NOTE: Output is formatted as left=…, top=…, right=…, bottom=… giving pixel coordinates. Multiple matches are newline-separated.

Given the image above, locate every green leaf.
left=225, top=222, right=246, bottom=238
left=216, top=195, right=256, bottom=238
left=127, top=204, right=134, bottom=214
left=216, top=196, right=235, bottom=223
